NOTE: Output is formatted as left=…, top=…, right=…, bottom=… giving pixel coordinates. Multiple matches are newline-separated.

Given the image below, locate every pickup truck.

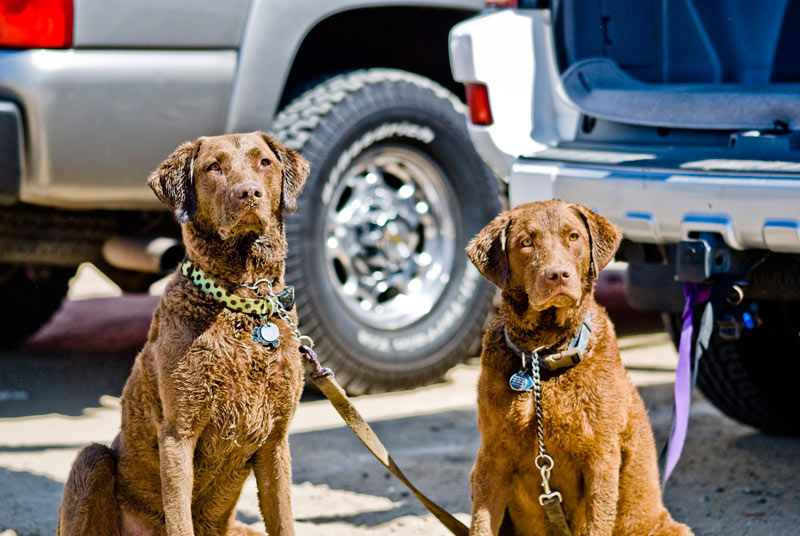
left=0, top=0, right=502, bottom=394
left=450, top=0, right=800, bottom=435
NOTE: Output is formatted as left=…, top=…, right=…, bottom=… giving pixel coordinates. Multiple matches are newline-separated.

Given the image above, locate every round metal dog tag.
left=252, top=322, right=280, bottom=348
left=509, top=371, right=534, bottom=392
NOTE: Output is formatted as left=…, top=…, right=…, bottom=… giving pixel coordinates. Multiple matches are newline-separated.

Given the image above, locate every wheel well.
left=279, top=6, right=476, bottom=109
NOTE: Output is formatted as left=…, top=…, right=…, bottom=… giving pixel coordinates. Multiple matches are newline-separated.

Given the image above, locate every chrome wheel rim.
left=323, top=145, right=456, bottom=330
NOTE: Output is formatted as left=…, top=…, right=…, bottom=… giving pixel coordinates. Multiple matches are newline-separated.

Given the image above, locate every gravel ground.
left=0, top=267, right=798, bottom=535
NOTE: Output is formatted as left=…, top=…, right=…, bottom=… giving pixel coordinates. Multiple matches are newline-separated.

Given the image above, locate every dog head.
left=148, top=132, right=309, bottom=239
left=466, top=200, right=621, bottom=311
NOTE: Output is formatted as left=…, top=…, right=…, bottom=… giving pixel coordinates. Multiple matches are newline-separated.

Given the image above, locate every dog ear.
left=147, top=139, right=200, bottom=224
left=466, top=212, right=512, bottom=288
left=260, top=132, right=310, bottom=213
left=573, top=204, right=622, bottom=278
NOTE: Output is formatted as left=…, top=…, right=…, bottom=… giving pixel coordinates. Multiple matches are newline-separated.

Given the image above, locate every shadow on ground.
left=0, top=467, right=62, bottom=535
left=0, top=348, right=135, bottom=419
left=0, top=295, right=156, bottom=418
left=289, top=408, right=478, bottom=527
left=0, top=295, right=328, bottom=419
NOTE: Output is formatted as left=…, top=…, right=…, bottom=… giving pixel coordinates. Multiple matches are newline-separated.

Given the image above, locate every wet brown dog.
left=466, top=200, right=692, bottom=536
left=57, top=132, right=309, bottom=535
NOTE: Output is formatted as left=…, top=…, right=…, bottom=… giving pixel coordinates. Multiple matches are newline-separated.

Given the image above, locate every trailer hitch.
left=675, top=235, right=767, bottom=341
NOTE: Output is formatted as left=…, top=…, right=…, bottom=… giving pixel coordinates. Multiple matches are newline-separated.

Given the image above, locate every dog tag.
left=509, top=370, right=534, bottom=392
left=252, top=322, right=280, bottom=348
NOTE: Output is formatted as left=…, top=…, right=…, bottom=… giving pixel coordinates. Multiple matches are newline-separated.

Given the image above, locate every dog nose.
left=234, top=182, right=264, bottom=202
left=545, top=265, right=572, bottom=284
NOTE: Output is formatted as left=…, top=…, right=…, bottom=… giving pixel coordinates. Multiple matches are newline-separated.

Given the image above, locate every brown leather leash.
left=541, top=496, right=572, bottom=535
left=300, top=345, right=470, bottom=536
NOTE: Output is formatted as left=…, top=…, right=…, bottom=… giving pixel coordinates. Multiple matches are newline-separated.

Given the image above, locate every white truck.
left=450, top=0, right=800, bottom=435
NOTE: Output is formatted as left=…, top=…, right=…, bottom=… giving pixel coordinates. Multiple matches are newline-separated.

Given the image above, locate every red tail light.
left=465, top=83, right=493, bottom=126
left=0, top=0, right=73, bottom=48
left=485, top=0, right=519, bottom=7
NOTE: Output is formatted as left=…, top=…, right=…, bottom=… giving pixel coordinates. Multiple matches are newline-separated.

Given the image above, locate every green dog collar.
left=181, top=259, right=294, bottom=315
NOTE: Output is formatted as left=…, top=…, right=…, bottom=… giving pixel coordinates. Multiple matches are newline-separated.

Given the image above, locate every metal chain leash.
left=527, top=350, right=563, bottom=506
left=240, top=278, right=326, bottom=375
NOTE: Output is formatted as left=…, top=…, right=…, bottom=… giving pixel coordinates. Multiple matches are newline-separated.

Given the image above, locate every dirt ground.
left=0, top=266, right=798, bottom=535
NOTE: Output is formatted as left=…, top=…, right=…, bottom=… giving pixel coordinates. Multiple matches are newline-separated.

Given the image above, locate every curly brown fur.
left=58, top=132, right=309, bottom=536
left=466, top=200, right=692, bottom=536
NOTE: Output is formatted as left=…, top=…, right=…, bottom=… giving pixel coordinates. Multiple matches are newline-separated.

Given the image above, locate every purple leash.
left=660, top=282, right=712, bottom=487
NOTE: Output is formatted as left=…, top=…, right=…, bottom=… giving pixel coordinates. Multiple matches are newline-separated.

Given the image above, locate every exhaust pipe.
left=102, top=237, right=184, bottom=274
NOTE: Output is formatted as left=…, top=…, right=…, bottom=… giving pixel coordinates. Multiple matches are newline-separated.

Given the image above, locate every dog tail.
left=58, top=443, right=120, bottom=535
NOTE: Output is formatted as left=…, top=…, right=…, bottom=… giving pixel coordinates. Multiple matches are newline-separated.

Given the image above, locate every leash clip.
left=536, top=454, right=562, bottom=505
left=539, top=490, right=563, bottom=506
left=300, top=345, right=333, bottom=379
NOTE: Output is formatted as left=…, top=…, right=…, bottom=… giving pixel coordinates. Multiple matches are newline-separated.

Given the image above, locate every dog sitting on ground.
left=58, top=132, right=309, bottom=535
left=466, top=200, right=692, bottom=535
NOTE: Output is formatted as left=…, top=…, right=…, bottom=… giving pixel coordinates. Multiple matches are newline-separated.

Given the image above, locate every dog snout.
left=233, top=182, right=264, bottom=206
left=544, top=265, right=573, bottom=285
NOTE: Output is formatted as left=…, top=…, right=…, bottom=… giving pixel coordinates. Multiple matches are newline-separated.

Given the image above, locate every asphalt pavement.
left=0, top=265, right=798, bottom=535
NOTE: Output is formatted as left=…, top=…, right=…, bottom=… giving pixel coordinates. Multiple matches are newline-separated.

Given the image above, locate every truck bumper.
left=509, top=157, right=800, bottom=254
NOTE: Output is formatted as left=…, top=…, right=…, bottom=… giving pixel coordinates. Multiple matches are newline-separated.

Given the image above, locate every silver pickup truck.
left=450, top=1, right=800, bottom=435
left=0, top=0, right=503, bottom=394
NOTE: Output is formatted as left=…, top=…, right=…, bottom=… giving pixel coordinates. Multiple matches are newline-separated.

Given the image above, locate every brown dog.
left=466, top=200, right=692, bottom=536
left=57, top=132, right=309, bottom=535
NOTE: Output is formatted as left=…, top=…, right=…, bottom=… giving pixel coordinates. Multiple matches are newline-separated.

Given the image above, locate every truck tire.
left=665, top=301, right=800, bottom=435
left=272, top=69, right=501, bottom=394
left=0, top=264, right=72, bottom=349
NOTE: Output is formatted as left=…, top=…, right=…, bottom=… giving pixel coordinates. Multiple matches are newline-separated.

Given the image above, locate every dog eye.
left=207, top=162, right=221, bottom=172
left=569, top=232, right=580, bottom=241
left=521, top=238, right=532, bottom=247
left=260, top=158, right=271, bottom=167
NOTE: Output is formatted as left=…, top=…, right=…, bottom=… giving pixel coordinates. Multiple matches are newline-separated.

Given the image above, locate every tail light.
left=465, top=83, right=493, bottom=126
left=0, top=0, right=73, bottom=48
left=485, top=0, right=519, bottom=7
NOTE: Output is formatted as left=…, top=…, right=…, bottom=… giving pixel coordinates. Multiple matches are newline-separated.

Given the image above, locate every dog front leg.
left=253, top=434, right=295, bottom=536
left=582, top=449, right=621, bottom=536
left=159, top=428, right=197, bottom=536
left=470, top=448, right=511, bottom=536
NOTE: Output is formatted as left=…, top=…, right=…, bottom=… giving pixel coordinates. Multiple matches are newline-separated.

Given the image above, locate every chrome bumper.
left=509, top=158, right=800, bottom=254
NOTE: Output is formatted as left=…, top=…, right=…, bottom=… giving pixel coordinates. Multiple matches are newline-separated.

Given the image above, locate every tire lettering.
left=357, top=330, right=391, bottom=353
left=355, top=265, right=480, bottom=354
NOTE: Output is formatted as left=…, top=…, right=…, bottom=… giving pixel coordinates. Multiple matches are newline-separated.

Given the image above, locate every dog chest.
left=484, top=367, right=602, bottom=452
left=187, top=319, right=301, bottom=446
